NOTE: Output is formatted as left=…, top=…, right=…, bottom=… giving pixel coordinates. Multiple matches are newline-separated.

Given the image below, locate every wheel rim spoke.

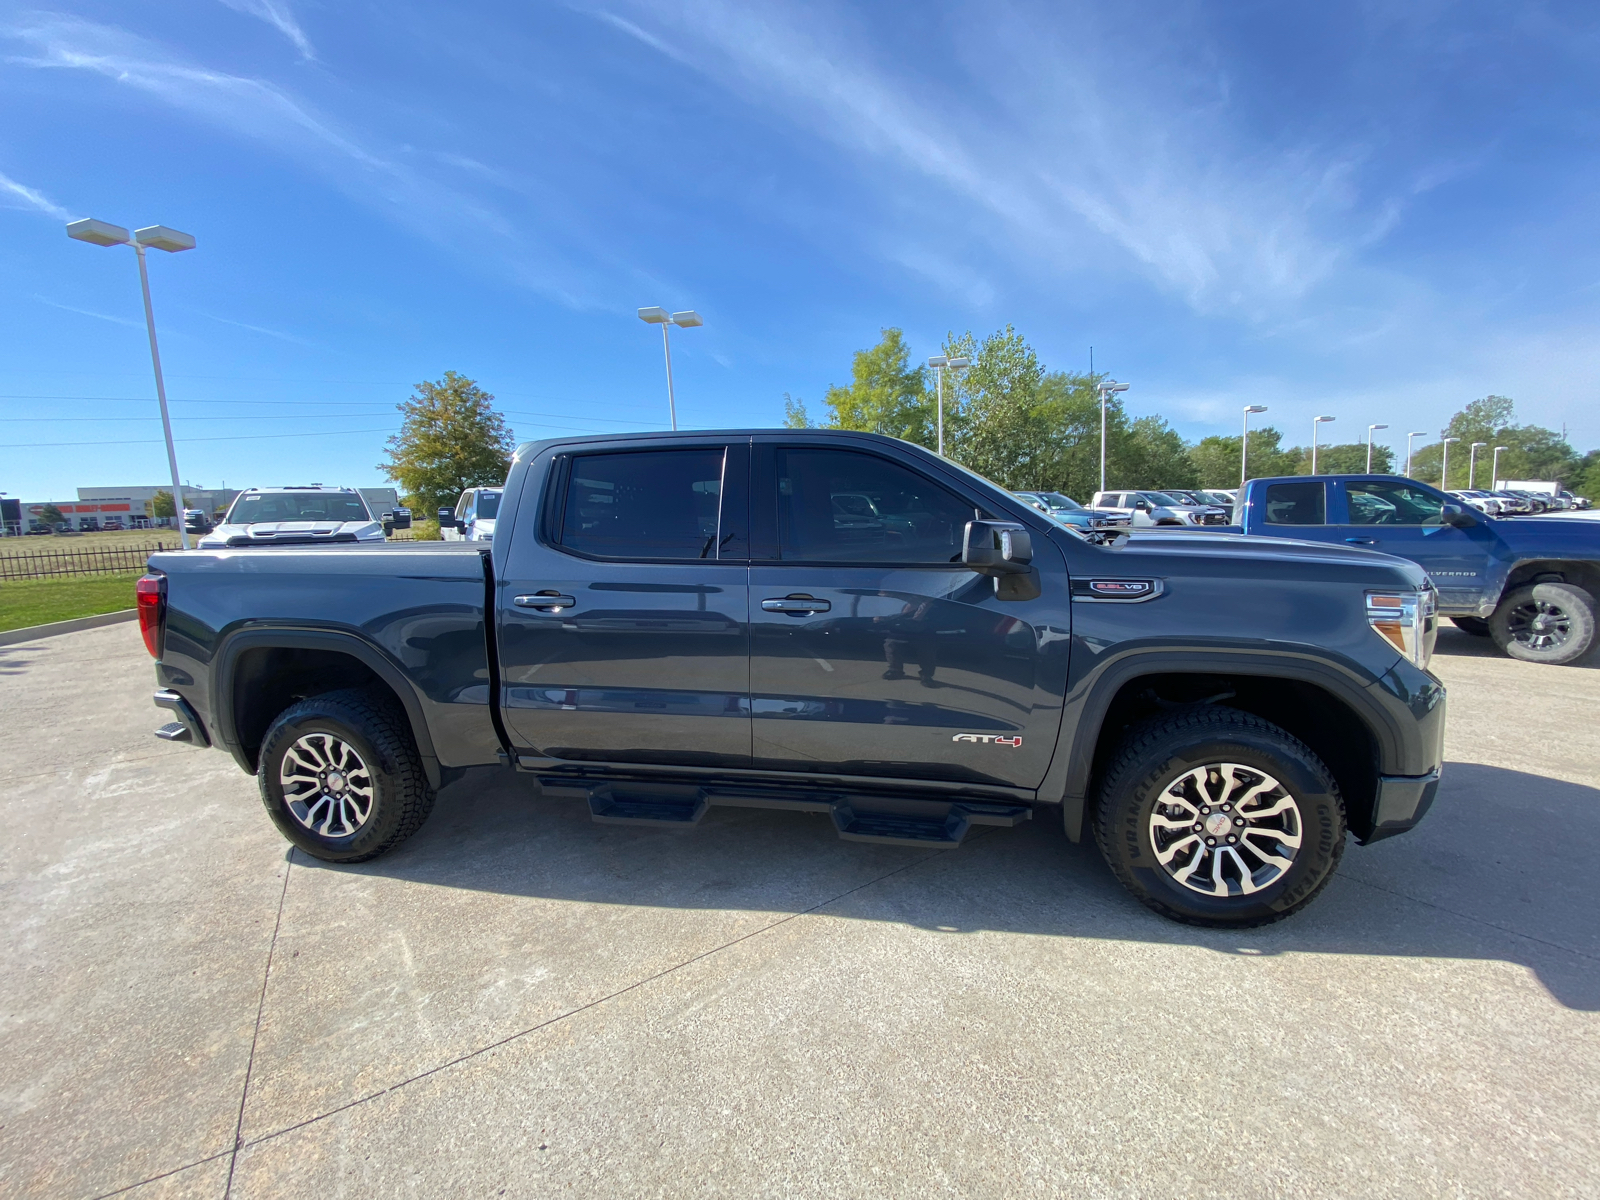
left=1146, top=761, right=1303, bottom=898
left=279, top=733, right=374, bottom=838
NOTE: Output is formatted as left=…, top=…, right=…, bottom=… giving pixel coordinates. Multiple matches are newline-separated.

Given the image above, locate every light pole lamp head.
left=947, top=356, right=971, bottom=371
left=928, top=355, right=949, bottom=368
left=670, top=310, right=703, bottom=328
left=1315, top=415, right=1335, bottom=423
left=1471, top=441, right=1487, bottom=450
left=1244, top=405, right=1268, bottom=414
left=1410, top=431, right=1428, bottom=437
left=638, top=307, right=670, bottom=324
left=1443, top=437, right=1460, bottom=444
left=134, top=226, right=195, bottom=253
left=66, top=218, right=131, bottom=247
left=1369, top=423, right=1389, bottom=432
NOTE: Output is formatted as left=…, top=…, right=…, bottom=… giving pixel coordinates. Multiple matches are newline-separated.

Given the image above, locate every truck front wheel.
left=1092, top=708, right=1346, bottom=927
left=1489, top=582, right=1596, bottom=665
left=257, top=687, right=436, bottom=863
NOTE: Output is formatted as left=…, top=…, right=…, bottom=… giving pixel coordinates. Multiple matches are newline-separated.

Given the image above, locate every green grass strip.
left=0, top=572, right=143, bottom=633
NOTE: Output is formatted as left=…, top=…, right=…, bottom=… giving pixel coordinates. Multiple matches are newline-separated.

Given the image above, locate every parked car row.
left=1448, top=488, right=1589, bottom=516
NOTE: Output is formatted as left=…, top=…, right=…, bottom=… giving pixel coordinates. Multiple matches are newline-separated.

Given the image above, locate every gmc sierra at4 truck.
left=138, top=431, right=1447, bottom=928
left=1221, top=475, right=1600, bottom=665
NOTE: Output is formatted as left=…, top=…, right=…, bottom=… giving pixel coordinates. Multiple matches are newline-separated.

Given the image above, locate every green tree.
left=1410, top=396, right=1579, bottom=489
left=782, top=392, right=813, bottom=429
left=1293, top=442, right=1395, bottom=475
left=820, top=328, right=934, bottom=448
left=150, top=491, right=176, bottom=519
left=380, top=371, right=514, bottom=517
left=38, top=503, right=65, bottom=530
left=1189, top=428, right=1304, bottom=488
left=1573, top=450, right=1600, bottom=502
left=1121, top=415, right=1199, bottom=491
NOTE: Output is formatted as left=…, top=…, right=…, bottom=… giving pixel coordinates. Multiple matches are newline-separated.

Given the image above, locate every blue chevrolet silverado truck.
left=138, top=432, right=1448, bottom=927
left=1221, top=475, right=1600, bottom=665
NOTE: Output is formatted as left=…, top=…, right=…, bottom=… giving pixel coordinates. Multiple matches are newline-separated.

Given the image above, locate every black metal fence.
left=0, top=542, right=181, bottom=581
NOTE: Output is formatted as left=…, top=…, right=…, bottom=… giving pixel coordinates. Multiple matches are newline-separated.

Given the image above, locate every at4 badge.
left=952, top=733, right=1024, bottom=747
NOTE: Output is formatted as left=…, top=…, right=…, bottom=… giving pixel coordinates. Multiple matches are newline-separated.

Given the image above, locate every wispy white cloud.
left=196, top=311, right=312, bottom=344
left=35, top=295, right=143, bottom=328
left=216, top=0, right=314, bottom=59
left=2, top=13, right=599, bottom=306
left=0, top=169, right=70, bottom=220
left=589, top=2, right=1416, bottom=320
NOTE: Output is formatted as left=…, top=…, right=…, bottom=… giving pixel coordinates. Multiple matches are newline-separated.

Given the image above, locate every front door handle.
left=1345, top=537, right=1377, bottom=545
left=761, top=596, right=831, bottom=614
left=514, top=593, right=576, bottom=611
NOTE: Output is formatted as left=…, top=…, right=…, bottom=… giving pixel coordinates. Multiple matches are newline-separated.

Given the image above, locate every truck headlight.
left=1367, top=589, right=1438, bottom=669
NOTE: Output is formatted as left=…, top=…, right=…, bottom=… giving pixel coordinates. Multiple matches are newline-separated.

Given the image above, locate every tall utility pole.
left=1492, top=445, right=1507, bottom=489
left=1310, top=415, right=1335, bottom=474
left=1441, top=437, right=1460, bottom=490
left=1405, top=431, right=1428, bottom=479
left=1468, top=442, right=1488, bottom=489
left=67, top=218, right=196, bottom=549
left=1366, top=423, right=1389, bottom=472
left=928, top=354, right=971, bottom=456
left=1241, top=405, right=1268, bottom=489
left=637, top=307, right=703, bottom=431
left=1098, top=380, right=1130, bottom=492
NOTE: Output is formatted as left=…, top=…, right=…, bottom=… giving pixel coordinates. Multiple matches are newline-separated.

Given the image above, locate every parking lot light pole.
left=67, top=218, right=196, bottom=549
left=927, top=354, right=971, bottom=457
left=637, top=307, right=703, bottom=431
left=1468, top=442, right=1488, bottom=489
left=1310, top=415, right=1334, bottom=474
left=1366, top=423, right=1388, bottom=472
left=1405, top=431, right=1428, bottom=479
left=1492, top=445, right=1507, bottom=489
left=1241, top=405, right=1268, bottom=489
left=1440, top=437, right=1460, bottom=490
left=1098, top=380, right=1130, bottom=492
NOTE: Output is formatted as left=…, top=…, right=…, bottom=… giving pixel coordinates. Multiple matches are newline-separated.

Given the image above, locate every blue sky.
left=3, top=0, right=1598, bottom=500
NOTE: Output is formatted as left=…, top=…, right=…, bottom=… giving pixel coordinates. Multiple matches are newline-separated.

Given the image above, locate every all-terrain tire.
left=257, top=687, right=435, bottom=863
left=1451, top=616, right=1491, bottom=637
left=1489, top=582, right=1597, bottom=665
left=1092, top=707, right=1346, bottom=928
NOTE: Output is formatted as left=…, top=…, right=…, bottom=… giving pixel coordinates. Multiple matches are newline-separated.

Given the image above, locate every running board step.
left=154, top=721, right=192, bottom=742
left=586, top=784, right=709, bottom=827
left=831, top=802, right=1031, bottom=849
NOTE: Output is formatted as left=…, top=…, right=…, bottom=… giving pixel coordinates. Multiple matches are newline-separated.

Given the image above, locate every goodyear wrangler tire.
left=258, top=687, right=435, bottom=863
left=1092, top=707, right=1346, bottom=927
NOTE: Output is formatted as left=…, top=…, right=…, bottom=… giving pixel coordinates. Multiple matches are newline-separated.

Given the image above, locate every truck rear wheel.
left=1489, top=582, right=1596, bottom=665
left=257, top=687, right=435, bottom=863
left=1092, top=708, right=1346, bottom=927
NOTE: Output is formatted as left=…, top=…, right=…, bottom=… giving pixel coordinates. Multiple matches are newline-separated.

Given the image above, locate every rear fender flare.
left=213, top=626, right=441, bottom=786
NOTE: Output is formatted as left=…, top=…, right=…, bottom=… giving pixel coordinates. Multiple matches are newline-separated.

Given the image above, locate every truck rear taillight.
left=136, top=574, right=165, bottom=658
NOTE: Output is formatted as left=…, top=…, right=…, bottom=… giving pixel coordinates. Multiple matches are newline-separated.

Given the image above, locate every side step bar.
left=538, top=777, right=1031, bottom=848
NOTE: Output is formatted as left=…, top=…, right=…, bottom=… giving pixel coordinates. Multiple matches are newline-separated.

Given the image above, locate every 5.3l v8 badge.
left=952, top=734, right=1023, bottom=747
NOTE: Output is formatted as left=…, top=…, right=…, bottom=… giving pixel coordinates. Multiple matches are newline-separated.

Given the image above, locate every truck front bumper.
left=1362, top=768, right=1441, bottom=844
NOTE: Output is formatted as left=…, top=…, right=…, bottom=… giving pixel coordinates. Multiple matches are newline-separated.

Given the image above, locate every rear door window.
left=558, top=448, right=728, bottom=560
left=1262, top=482, right=1326, bottom=525
left=774, top=448, right=975, bottom=563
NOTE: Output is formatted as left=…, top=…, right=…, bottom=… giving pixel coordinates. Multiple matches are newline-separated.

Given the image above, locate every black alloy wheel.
left=1489, top=583, right=1597, bottom=666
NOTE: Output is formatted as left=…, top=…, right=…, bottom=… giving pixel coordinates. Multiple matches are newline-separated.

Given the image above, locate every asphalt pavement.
left=1, top=621, right=1596, bottom=1198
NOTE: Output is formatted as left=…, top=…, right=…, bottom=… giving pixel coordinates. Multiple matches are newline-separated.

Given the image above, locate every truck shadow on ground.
left=297, top=760, right=1600, bottom=1010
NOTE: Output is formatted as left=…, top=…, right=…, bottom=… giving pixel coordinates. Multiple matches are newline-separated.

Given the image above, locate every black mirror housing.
left=963, top=520, right=1033, bottom=575
left=437, top=509, right=456, bottom=528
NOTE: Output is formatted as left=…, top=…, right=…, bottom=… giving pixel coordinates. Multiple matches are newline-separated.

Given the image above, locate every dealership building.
left=4, top=484, right=402, bottom=534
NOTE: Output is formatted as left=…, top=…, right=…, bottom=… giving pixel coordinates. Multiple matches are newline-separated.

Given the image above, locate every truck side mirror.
left=1441, top=503, right=1478, bottom=528
left=437, top=509, right=456, bottom=529
left=1135, top=500, right=1151, bottom=511
left=963, top=521, right=1033, bottom=575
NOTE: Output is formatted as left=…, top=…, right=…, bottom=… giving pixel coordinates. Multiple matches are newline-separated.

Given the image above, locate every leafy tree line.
left=381, top=370, right=516, bottom=517
left=790, top=328, right=1598, bottom=500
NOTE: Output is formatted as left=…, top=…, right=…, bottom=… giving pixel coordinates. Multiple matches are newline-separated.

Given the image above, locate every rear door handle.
left=514, top=593, right=576, bottom=610
left=761, top=596, right=831, bottom=614
left=1344, top=537, right=1377, bottom=545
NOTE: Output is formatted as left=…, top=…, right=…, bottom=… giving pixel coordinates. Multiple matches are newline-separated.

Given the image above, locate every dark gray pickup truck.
left=140, top=430, right=1447, bottom=927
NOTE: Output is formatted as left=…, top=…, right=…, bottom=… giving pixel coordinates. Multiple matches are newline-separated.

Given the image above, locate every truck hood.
left=198, top=520, right=385, bottom=547
left=1485, top=514, right=1600, bottom=548
left=1093, top=529, right=1432, bottom=587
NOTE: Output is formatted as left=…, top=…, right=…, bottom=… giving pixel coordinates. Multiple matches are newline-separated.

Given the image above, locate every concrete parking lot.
left=2, top=622, right=1597, bottom=1198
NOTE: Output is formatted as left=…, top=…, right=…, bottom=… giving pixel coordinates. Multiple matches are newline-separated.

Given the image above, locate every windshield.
left=476, top=492, right=501, bottom=519
left=1035, top=491, right=1084, bottom=511
left=1142, top=492, right=1185, bottom=505
left=226, top=492, right=372, bottom=524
